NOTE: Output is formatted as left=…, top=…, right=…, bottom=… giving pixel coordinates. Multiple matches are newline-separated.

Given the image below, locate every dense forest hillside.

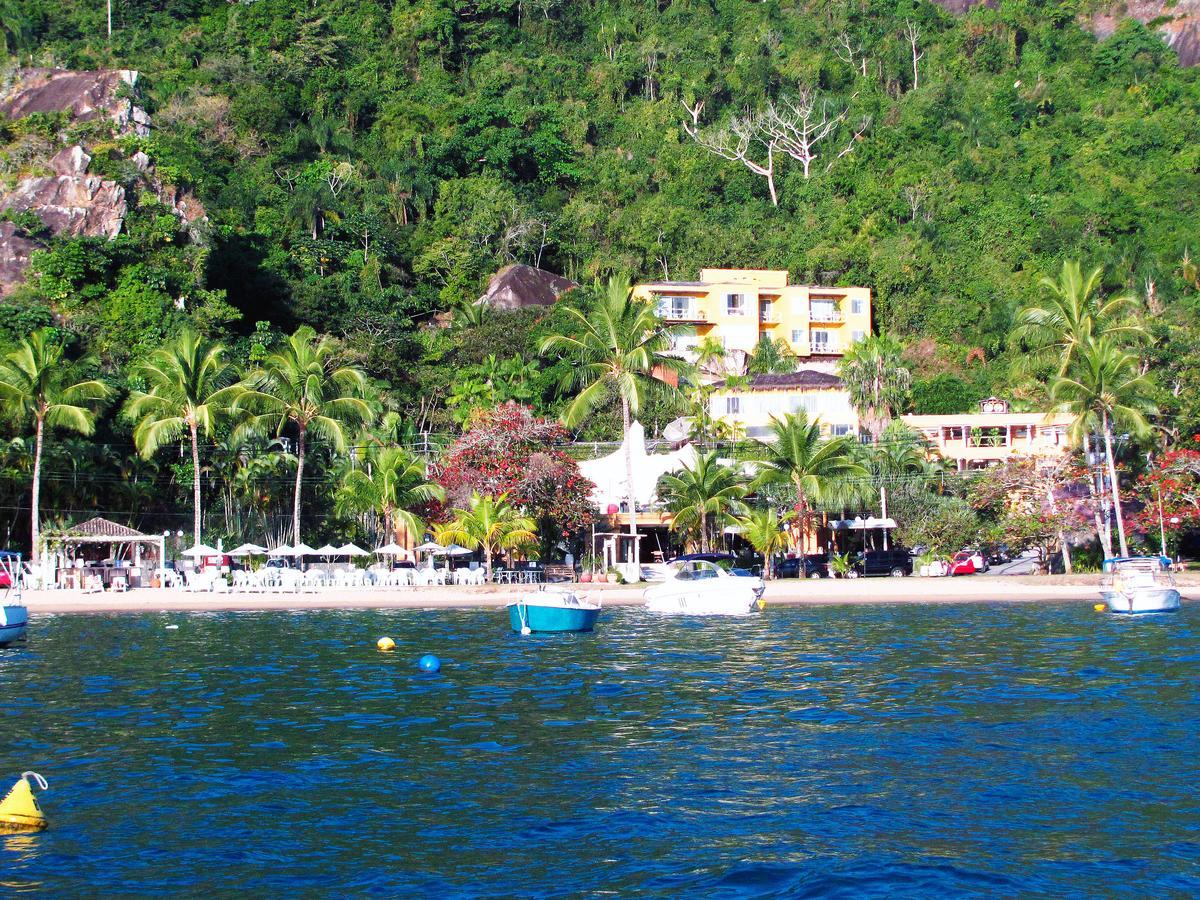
left=0, top=0, right=1197, bottom=545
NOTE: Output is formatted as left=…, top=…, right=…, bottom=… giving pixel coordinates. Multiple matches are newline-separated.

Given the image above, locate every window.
left=725, top=293, right=746, bottom=316
left=851, top=298, right=865, bottom=315
left=1013, top=425, right=1030, bottom=440
left=832, top=424, right=852, bottom=436
left=760, top=301, right=775, bottom=322
left=810, top=300, right=837, bottom=321
left=725, top=396, right=741, bottom=415
left=851, top=330, right=865, bottom=344
left=943, top=426, right=964, bottom=442
left=791, top=329, right=804, bottom=344
left=811, top=330, right=831, bottom=348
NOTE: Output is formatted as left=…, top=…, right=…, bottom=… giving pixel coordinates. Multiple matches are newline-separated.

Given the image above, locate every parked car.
left=964, top=549, right=988, bottom=572
left=849, top=549, right=913, bottom=577
left=774, top=554, right=830, bottom=579
left=948, top=551, right=977, bottom=576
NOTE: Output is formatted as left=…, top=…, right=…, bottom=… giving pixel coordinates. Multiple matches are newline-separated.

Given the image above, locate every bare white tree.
left=765, top=90, right=849, bottom=179
left=903, top=20, right=924, bottom=90
left=828, top=115, right=871, bottom=170
left=684, top=112, right=780, bottom=206
left=681, top=98, right=705, bottom=129
left=835, top=32, right=868, bottom=78
left=903, top=184, right=929, bottom=222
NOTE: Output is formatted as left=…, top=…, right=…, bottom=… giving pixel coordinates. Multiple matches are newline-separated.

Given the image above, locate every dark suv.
left=775, top=554, right=830, bottom=579
left=850, top=549, right=913, bottom=577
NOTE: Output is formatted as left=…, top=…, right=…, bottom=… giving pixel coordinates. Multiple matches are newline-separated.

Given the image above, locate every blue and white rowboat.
left=508, top=587, right=601, bottom=634
left=0, top=603, right=27, bottom=647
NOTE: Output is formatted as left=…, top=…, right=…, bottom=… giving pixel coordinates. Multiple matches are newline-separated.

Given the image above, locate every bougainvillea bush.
left=434, top=403, right=594, bottom=559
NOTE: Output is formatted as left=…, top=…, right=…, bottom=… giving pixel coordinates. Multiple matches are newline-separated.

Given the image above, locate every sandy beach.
left=16, top=574, right=1196, bottom=616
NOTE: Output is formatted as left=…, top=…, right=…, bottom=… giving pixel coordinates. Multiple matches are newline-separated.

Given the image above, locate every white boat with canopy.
left=643, top=559, right=763, bottom=616
left=1100, top=556, right=1181, bottom=614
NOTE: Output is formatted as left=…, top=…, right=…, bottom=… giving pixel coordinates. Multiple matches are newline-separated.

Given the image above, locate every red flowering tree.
left=433, top=403, right=595, bottom=558
left=1134, top=446, right=1200, bottom=538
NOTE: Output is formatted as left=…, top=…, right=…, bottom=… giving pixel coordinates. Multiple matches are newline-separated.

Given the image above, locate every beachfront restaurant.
left=39, top=516, right=166, bottom=590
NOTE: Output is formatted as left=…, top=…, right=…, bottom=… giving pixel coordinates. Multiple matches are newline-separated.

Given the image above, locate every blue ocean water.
left=2, top=603, right=1198, bottom=896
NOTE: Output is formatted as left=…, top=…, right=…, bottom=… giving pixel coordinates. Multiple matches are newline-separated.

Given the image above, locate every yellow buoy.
left=756, top=597, right=767, bottom=611
left=0, top=772, right=48, bottom=834
left=376, top=637, right=396, bottom=652
left=1093, top=603, right=1107, bottom=612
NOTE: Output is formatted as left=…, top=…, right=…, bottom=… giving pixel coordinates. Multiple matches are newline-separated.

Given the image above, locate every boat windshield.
left=671, top=560, right=721, bottom=581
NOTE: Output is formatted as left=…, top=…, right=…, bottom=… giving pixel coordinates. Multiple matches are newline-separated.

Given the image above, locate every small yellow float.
left=0, top=772, right=48, bottom=834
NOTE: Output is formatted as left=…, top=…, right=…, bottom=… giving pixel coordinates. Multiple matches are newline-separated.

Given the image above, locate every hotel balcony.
left=657, top=304, right=707, bottom=323
left=810, top=341, right=839, bottom=354
left=809, top=308, right=844, bottom=323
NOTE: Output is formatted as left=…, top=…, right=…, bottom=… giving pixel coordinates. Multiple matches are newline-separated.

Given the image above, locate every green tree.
left=239, top=326, right=375, bottom=545
left=540, top=275, right=684, bottom=560
left=855, top=422, right=933, bottom=547
left=737, top=506, right=794, bottom=579
left=1010, top=260, right=1145, bottom=378
left=438, top=491, right=537, bottom=582
left=125, top=329, right=242, bottom=545
left=747, top=337, right=796, bottom=375
left=751, top=412, right=866, bottom=546
left=0, top=330, right=112, bottom=562
left=1051, top=337, right=1156, bottom=558
left=837, top=334, right=912, bottom=440
left=335, top=445, right=445, bottom=543
left=657, top=451, right=748, bottom=553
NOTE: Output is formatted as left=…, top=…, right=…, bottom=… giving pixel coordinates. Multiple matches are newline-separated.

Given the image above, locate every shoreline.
left=16, top=574, right=1194, bottom=616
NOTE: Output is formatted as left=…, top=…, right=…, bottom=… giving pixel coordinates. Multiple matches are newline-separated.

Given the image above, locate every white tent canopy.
left=831, top=517, right=897, bottom=530
left=337, top=543, right=369, bottom=557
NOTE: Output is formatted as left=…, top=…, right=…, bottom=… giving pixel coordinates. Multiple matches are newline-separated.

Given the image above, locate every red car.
left=949, top=551, right=977, bottom=576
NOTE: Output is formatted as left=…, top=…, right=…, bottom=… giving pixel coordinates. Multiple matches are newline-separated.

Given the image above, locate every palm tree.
left=1051, top=338, right=1156, bottom=558
left=238, top=326, right=375, bottom=545
left=335, top=446, right=445, bottom=544
left=657, top=451, right=748, bottom=553
left=1011, top=260, right=1145, bottom=378
left=751, top=412, right=866, bottom=550
left=837, top=334, right=912, bottom=440
left=737, top=506, right=794, bottom=579
left=0, top=330, right=112, bottom=562
left=125, top=329, right=242, bottom=546
left=855, top=422, right=930, bottom=548
left=539, top=274, right=685, bottom=563
left=438, top=492, right=537, bottom=582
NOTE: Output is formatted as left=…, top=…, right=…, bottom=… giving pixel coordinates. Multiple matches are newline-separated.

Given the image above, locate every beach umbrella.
left=228, top=543, right=268, bottom=557
left=181, top=543, right=220, bottom=557
left=374, top=542, right=407, bottom=556
left=291, top=543, right=319, bottom=557
left=413, top=541, right=444, bottom=554
left=315, top=543, right=340, bottom=557
left=267, top=544, right=295, bottom=557
left=439, top=543, right=473, bottom=557
left=337, top=543, right=369, bottom=557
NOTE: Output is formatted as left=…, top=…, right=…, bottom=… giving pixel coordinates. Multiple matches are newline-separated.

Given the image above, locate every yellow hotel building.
left=632, top=268, right=872, bottom=364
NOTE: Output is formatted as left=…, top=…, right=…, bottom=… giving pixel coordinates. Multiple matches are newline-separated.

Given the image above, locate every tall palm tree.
left=335, top=446, right=445, bottom=544
left=439, top=491, right=537, bottom=582
left=657, top=451, right=748, bottom=553
left=837, top=334, right=912, bottom=440
left=1051, top=338, right=1156, bottom=558
left=737, top=506, right=794, bottom=579
left=751, top=412, right=866, bottom=551
left=539, top=274, right=685, bottom=562
left=0, top=330, right=112, bottom=562
left=125, top=329, right=242, bottom=546
left=855, top=422, right=930, bottom=548
left=1011, top=260, right=1145, bottom=377
left=238, top=326, right=375, bottom=545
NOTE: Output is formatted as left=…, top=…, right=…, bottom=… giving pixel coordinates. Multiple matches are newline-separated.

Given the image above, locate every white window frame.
left=725, top=396, right=740, bottom=415
left=725, top=293, right=746, bottom=316
left=851, top=298, right=865, bottom=315
left=790, top=329, right=804, bottom=344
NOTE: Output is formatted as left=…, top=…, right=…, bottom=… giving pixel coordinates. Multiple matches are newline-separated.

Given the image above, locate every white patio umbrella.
left=315, top=543, right=340, bottom=558
left=374, top=542, right=407, bottom=556
left=181, top=543, right=220, bottom=557
left=267, top=544, right=295, bottom=557
left=438, top=543, right=473, bottom=557
left=337, top=543, right=369, bottom=557
left=228, top=543, right=268, bottom=557
left=413, top=541, right=444, bottom=553
left=291, top=543, right=319, bottom=557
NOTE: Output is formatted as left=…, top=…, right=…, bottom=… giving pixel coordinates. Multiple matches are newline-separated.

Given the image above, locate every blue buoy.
left=418, top=654, right=441, bottom=673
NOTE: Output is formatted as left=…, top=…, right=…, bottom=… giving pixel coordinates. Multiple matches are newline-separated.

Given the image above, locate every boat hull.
left=1102, top=589, right=1182, bottom=614
left=0, top=604, right=28, bottom=646
left=507, top=602, right=600, bottom=633
left=643, top=589, right=760, bottom=616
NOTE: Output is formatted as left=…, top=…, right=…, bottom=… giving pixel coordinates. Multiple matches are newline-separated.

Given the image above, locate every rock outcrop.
left=931, top=0, right=1200, bottom=66
left=0, top=69, right=207, bottom=294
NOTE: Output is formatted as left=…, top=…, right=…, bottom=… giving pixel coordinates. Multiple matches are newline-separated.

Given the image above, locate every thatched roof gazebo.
left=41, top=517, right=166, bottom=589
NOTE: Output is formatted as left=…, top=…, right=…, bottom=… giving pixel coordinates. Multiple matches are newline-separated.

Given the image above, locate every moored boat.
left=0, top=550, right=25, bottom=647
left=508, top=587, right=602, bottom=634
left=0, top=603, right=27, bottom=647
left=643, top=559, right=763, bottom=616
left=1100, top=556, right=1181, bottom=614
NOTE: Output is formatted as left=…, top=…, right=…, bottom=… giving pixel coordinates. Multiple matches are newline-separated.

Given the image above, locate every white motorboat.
left=1100, top=556, right=1182, bottom=614
left=643, top=559, right=764, bottom=616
